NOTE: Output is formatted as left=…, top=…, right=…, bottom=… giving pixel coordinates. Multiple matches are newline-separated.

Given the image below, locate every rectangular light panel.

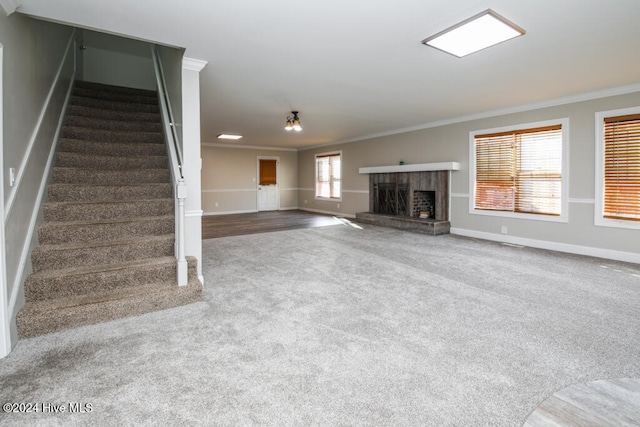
left=423, top=9, right=524, bottom=58
left=217, top=134, right=243, bottom=140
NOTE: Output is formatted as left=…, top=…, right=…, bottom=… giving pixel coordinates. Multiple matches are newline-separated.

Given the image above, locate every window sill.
left=470, top=208, right=568, bottom=223
left=595, top=217, right=640, bottom=230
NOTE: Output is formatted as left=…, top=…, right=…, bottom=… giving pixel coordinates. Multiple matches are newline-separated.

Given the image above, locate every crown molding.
left=182, top=57, right=207, bottom=72
left=0, top=0, right=19, bottom=15
left=301, top=82, right=640, bottom=151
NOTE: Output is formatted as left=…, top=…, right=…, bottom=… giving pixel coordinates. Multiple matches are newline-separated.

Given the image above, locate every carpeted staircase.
left=16, top=81, right=202, bottom=338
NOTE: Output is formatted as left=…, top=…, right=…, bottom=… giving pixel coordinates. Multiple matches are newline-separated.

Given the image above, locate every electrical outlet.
left=337, top=203, right=341, bottom=209
left=215, top=202, right=219, bottom=208
left=501, top=225, right=508, bottom=234
left=304, top=200, right=307, bottom=204
left=9, top=168, right=16, bottom=187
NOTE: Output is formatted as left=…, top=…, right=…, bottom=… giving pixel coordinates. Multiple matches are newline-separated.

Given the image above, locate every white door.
left=258, top=184, right=278, bottom=211
left=257, top=158, right=279, bottom=211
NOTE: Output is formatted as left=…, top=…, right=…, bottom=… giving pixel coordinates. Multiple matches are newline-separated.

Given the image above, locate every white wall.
left=0, top=12, right=76, bottom=352
left=298, top=89, right=640, bottom=263
left=81, top=30, right=155, bottom=90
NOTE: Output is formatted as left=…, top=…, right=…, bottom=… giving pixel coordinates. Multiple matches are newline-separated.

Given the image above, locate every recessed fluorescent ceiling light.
left=422, top=9, right=524, bottom=57
left=217, top=134, right=243, bottom=140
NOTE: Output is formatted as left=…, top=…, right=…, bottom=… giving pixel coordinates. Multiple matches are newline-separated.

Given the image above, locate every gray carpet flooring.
left=1, top=223, right=639, bottom=426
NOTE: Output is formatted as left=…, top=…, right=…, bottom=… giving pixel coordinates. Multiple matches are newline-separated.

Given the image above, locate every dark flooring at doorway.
left=202, top=210, right=348, bottom=239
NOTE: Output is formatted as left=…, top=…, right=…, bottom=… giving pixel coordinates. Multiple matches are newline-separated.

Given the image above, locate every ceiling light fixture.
left=285, top=111, right=302, bottom=132
left=217, top=134, right=243, bottom=140
left=422, top=9, right=525, bottom=58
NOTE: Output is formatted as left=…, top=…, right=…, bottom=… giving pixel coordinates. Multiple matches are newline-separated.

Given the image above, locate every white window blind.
left=474, top=125, right=562, bottom=216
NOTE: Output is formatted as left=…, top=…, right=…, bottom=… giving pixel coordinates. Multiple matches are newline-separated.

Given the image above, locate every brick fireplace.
left=356, top=162, right=459, bottom=235
left=412, top=190, right=435, bottom=218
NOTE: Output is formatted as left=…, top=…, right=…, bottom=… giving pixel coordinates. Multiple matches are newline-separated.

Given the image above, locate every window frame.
left=314, top=150, right=342, bottom=201
left=469, top=118, right=569, bottom=222
left=595, top=106, right=640, bottom=230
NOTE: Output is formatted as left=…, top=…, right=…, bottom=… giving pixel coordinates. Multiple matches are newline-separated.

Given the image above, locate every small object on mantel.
left=399, top=160, right=405, bottom=165
left=419, top=211, right=430, bottom=219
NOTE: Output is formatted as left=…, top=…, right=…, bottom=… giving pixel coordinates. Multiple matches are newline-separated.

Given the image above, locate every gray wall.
left=297, top=145, right=368, bottom=217
left=81, top=30, right=155, bottom=90
left=0, top=12, right=76, bottom=344
left=298, top=91, right=640, bottom=261
left=202, top=145, right=298, bottom=215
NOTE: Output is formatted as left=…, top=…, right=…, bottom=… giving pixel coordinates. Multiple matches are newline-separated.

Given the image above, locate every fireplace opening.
left=413, top=191, right=435, bottom=219
left=373, top=183, right=409, bottom=216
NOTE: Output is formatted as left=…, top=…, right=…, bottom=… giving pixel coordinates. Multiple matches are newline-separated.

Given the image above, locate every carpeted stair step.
left=66, top=104, right=161, bottom=123
left=17, top=273, right=202, bottom=338
left=58, top=138, right=167, bottom=157
left=31, top=234, right=175, bottom=273
left=24, top=256, right=197, bottom=302
left=55, top=152, right=168, bottom=170
left=48, top=183, right=172, bottom=202
left=73, top=87, right=158, bottom=106
left=71, top=96, right=160, bottom=114
left=52, top=167, right=170, bottom=185
left=43, top=199, right=173, bottom=222
left=65, top=115, right=163, bottom=133
left=38, top=215, right=175, bottom=245
left=62, top=126, right=164, bottom=144
left=75, top=80, right=158, bottom=98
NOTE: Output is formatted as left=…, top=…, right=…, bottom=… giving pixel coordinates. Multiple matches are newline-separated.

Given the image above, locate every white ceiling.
left=16, top=0, right=640, bottom=149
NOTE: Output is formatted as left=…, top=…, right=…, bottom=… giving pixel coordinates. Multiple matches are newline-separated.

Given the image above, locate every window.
left=595, top=107, right=640, bottom=229
left=315, top=152, right=341, bottom=199
left=470, top=119, right=567, bottom=220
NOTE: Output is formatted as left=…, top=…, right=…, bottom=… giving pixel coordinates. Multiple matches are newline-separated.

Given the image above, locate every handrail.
left=151, top=45, right=188, bottom=286
left=151, top=46, right=183, bottom=178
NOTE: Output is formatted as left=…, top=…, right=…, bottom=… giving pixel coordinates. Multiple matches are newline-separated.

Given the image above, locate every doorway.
left=257, top=157, right=279, bottom=211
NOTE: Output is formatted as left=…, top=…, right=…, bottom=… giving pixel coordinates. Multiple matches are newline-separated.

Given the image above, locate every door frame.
left=0, top=43, right=11, bottom=358
left=256, top=156, right=280, bottom=211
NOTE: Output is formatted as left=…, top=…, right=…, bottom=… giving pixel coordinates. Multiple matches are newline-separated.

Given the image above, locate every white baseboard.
left=204, top=207, right=301, bottom=216
left=204, top=207, right=356, bottom=218
left=204, top=209, right=257, bottom=216
left=450, top=227, right=640, bottom=264
left=298, top=207, right=356, bottom=219
left=7, top=32, right=77, bottom=335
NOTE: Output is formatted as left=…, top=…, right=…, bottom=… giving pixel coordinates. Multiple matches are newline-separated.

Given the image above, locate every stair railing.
left=151, top=46, right=188, bottom=286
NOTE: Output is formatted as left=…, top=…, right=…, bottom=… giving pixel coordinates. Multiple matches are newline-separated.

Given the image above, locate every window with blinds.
left=315, top=152, right=341, bottom=199
left=602, top=114, right=640, bottom=222
left=474, top=124, right=563, bottom=216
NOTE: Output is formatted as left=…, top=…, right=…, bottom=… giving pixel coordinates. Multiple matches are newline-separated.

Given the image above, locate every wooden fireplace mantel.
left=358, top=162, right=460, bottom=174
